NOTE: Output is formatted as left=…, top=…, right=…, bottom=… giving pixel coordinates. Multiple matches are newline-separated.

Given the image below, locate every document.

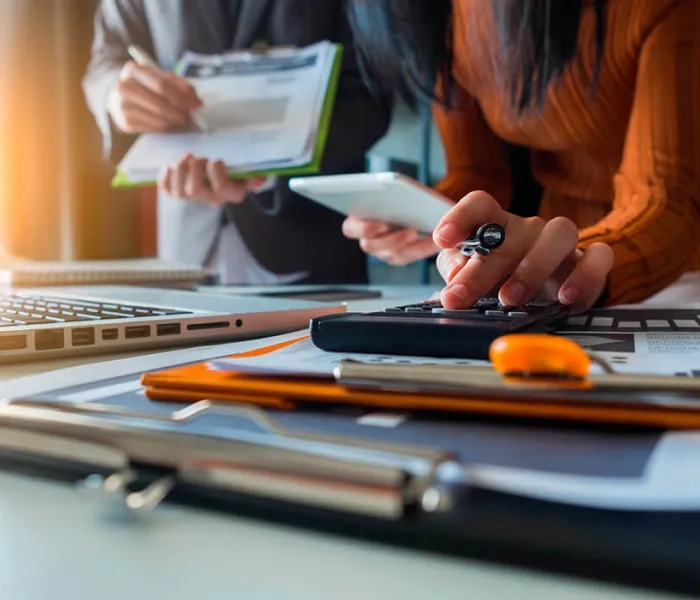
left=115, top=42, right=341, bottom=186
left=211, top=337, right=486, bottom=378
left=559, top=331, right=700, bottom=377
left=211, top=332, right=700, bottom=379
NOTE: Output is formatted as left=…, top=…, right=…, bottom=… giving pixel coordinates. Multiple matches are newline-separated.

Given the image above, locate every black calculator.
left=309, top=298, right=571, bottom=360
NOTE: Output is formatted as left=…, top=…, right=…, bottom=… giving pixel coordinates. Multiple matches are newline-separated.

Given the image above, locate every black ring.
left=475, top=223, right=506, bottom=250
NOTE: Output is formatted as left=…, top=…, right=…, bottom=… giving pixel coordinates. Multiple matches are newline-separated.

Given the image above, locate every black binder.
left=2, top=376, right=700, bottom=598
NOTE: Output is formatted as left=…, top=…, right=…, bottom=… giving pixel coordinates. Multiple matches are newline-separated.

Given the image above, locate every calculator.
left=309, top=298, right=571, bottom=360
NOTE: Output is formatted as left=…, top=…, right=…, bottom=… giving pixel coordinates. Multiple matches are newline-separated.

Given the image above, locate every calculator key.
left=591, top=317, right=614, bottom=327
left=646, top=320, right=671, bottom=329
left=508, top=311, right=530, bottom=318
left=384, top=308, right=404, bottom=313
left=432, top=308, right=480, bottom=316
left=674, top=320, right=700, bottom=328
left=566, top=316, right=588, bottom=326
left=483, top=312, right=510, bottom=320
left=618, top=321, right=642, bottom=329
left=475, top=299, right=500, bottom=309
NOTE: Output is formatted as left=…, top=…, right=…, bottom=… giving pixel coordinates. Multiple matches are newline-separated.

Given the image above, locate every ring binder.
left=0, top=400, right=461, bottom=519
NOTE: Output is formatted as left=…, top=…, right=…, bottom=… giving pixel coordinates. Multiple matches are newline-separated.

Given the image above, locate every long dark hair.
left=348, top=0, right=607, bottom=113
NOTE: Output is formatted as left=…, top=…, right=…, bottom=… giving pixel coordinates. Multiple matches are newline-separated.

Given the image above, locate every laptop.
left=0, top=285, right=345, bottom=362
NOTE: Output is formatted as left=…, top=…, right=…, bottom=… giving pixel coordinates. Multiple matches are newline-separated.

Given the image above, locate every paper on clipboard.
left=116, top=41, right=340, bottom=185
left=210, top=337, right=489, bottom=378
left=211, top=332, right=700, bottom=380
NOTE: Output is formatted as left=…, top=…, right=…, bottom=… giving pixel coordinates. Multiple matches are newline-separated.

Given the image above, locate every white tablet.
left=289, top=172, right=453, bottom=233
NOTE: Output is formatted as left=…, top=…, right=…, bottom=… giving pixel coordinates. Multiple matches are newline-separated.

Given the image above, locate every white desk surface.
left=1, top=281, right=698, bottom=600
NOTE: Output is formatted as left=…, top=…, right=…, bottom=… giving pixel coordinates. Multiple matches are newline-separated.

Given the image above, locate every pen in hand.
left=127, top=45, right=209, bottom=133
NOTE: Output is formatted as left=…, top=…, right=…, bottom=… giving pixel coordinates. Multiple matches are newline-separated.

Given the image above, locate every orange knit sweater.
left=433, top=0, right=700, bottom=305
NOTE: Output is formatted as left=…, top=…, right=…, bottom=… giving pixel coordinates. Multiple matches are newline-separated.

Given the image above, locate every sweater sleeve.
left=432, top=84, right=512, bottom=208
left=577, top=0, right=700, bottom=305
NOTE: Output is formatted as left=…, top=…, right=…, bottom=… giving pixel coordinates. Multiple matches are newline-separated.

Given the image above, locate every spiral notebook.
left=0, top=259, right=207, bottom=288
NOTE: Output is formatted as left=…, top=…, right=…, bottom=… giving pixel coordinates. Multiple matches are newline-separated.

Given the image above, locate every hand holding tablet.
left=289, top=172, right=450, bottom=265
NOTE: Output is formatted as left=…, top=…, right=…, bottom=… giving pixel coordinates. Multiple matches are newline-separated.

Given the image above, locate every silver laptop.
left=0, top=285, right=345, bottom=362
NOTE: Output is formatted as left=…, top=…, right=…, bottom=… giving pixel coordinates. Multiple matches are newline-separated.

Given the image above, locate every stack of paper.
left=113, top=41, right=343, bottom=187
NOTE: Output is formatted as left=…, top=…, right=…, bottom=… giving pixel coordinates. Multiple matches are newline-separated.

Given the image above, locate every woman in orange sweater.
left=343, top=0, right=700, bottom=312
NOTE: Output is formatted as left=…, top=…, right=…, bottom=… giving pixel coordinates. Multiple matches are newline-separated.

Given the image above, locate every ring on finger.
left=457, top=222, right=506, bottom=257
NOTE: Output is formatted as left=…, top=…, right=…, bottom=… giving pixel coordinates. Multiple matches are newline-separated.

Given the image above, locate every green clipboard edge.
left=111, top=44, right=344, bottom=188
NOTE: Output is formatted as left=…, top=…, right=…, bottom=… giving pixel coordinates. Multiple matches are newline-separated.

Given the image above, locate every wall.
left=0, top=0, right=139, bottom=262
left=365, top=101, right=446, bottom=286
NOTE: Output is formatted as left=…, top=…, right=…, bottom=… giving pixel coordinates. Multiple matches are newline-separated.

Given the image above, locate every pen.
left=127, top=45, right=209, bottom=133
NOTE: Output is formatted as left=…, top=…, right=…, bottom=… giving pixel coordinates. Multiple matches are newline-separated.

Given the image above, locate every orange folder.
left=140, top=336, right=700, bottom=430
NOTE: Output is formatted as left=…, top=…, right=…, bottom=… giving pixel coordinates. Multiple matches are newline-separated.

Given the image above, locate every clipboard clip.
left=0, top=400, right=462, bottom=520
left=335, top=334, right=700, bottom=397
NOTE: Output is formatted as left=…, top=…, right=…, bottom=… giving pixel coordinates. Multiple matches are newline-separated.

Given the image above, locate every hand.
left=159, top=154, right=267, bottom=206
left=107, top=60, right=202, bottom=134
left=433, top=191, right=613, bottom=313
left=342, top=216, right=439, bottom=266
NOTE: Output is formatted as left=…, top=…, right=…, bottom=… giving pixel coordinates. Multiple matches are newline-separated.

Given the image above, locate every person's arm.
left=577, top=0, right=700, bottom=305
left=341, top=78, right=514, bottom=266
left=432, top=83, right=512, bottom=208
left=82, top=0, right=153, bottom=160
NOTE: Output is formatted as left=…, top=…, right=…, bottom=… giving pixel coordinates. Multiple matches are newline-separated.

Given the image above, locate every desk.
left=1, top=282, right=697, bottom=600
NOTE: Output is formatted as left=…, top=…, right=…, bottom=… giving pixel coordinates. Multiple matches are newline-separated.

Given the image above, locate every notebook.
left=113, top=41, right=343, bottom=187
left=0, top=259, right=207, bottom=288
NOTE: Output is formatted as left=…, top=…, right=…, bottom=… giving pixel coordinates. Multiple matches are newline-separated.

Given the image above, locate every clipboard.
left=3, top=393, right=700, bottom=598
left=0, top=398, right=459, bottom=519
left=5, top=355, right=700, bottom=597
left=112, top=43, right=344, bottom=188
left=140, top=335, right=700, bottom=430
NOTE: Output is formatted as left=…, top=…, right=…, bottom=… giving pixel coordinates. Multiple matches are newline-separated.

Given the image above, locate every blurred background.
left=0, top=0, right=447, bottom=284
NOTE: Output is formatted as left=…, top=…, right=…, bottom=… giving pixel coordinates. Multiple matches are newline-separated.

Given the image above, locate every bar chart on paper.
left=558, top=307, right=700, bottom=378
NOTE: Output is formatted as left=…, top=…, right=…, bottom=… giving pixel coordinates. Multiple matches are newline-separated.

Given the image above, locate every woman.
left=344, top=0, right=700, bottom=312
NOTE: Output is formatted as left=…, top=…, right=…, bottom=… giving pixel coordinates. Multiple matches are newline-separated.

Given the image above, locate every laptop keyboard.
left=0, top=293, right=192, bottom=327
